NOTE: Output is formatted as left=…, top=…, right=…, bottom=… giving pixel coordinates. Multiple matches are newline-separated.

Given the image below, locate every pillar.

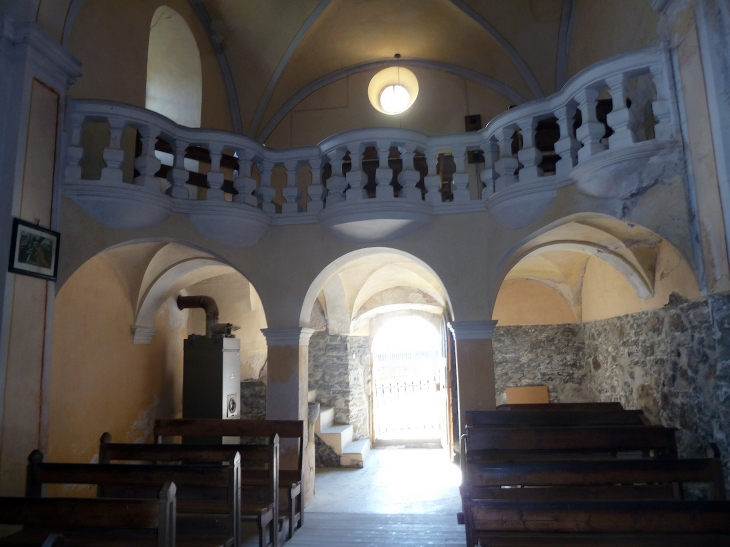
left=0, top=20, right=81, bottom=494
left=448, top=320, right=498, bottom=436
left=261, top=327, right=315, bottom=505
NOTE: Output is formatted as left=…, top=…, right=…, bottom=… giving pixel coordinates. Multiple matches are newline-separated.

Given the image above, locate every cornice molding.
left=448, top=320, right=498, bottom=340
left=261, top=327, right=315, bottom=347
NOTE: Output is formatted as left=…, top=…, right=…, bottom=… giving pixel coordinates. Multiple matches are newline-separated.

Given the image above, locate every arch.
left=490, top=213, right=702, bottom=320
left=145, top=5, right=202, bottom=128
left=258, top=58, right=527, bottom=142
left=299, top=247, right=454, bottom=328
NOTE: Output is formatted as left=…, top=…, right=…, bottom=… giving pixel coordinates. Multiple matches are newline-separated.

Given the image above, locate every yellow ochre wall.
left=47, top=254, right=186, bottom=465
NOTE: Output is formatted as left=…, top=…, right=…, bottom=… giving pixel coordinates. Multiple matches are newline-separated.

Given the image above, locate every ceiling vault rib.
left=257, top=58, right=527, bottom=143
left=186, top=0, right=243, bottom=134
left=247, top=0, right=333, bottom=138
left=61, top=0, right=85, bottom=48
left=555, top=0, right=576, bottom=91
left=448, top=0, right=544, bottom=99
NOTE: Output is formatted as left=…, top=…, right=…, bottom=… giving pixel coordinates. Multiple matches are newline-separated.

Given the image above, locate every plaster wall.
left=492, top=278, right=575, bottom=326
left=67, top=0, right=232, bottom=131
left=673, top=9, right=730, bottom=294
left=0, top=81, right=58, bottom=496
left=47, top=255, right=186, bottom=470
left=185, top=272, right=268, bottom=381
left=567, top=0, right=659, bottom=80
left=581, top=240, right=702, bottom=322
left=266, top=67, right=512, bottom=148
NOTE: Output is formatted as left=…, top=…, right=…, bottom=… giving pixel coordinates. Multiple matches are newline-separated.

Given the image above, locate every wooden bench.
left=26, top=451, right=238, bottom=547
left=466, top=409, right=649, bottom=428
left=154, top=418, right=304, bottom=540
left=0, top=482, right=175, bottom=547
left=496, top=402, right=626, bottom=412
left=463, top=424, right=678, bottom=462
left=99, top=433, right=279, bottom=547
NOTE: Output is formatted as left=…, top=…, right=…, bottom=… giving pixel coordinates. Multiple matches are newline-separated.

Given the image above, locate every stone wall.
left=239, top=380, right=266, bottom=419
left=585, top=295, right=730, bottom=489
left=493, top=324, right=589, bottom=404
left=493, top=294, right=730, bottom=491
left=308, top=332, right=371, bottom=440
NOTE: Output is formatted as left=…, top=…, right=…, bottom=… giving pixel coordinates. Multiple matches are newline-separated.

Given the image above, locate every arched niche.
left=146, top=5, right=202, bottom=127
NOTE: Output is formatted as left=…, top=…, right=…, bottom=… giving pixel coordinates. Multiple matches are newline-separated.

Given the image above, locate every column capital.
left=448, top=320, right=498, bottom=340
left=261, top=327, right=315, bottom=347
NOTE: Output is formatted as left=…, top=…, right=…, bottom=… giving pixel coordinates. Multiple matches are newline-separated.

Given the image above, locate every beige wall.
left=185, top=273, right=268, bottom=381
left=47, top=255, right=186, bottom=466
left=67, top=0, right=232, bottom=131
left=265, top=67, right=511, bottom=148
left=493, top=278, right=576, bottom=326
left=582, top=240, right=701, bottom=322
left=0, top=81, right=59, bottom=496
left=567, top=0, right=659, bottom=80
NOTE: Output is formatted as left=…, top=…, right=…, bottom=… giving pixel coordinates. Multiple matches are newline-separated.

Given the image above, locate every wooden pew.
left=495, top=402, right=625, bottom=412
left=467, top=499, right=730, bottom=546
left=463, top=424, right=678, bottom=461
left=0, top=483, right=175, bottom=547
left=466, top=409, right=650, bottom=428
left=25, top=451, right=238, bottom=547
left=155, top=418, right=303, bottom=540
left=99, top=433, right=279, bottom=547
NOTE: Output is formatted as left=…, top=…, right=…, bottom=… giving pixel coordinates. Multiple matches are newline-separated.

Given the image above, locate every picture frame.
left=8, top=218, right=60, bottom=282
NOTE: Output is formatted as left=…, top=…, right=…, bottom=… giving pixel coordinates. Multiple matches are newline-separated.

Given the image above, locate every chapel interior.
left=0, top=0, right=729, bottom=545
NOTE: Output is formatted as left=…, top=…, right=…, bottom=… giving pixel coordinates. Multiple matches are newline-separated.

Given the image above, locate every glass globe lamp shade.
left=379, top=84, right=411, bottom=115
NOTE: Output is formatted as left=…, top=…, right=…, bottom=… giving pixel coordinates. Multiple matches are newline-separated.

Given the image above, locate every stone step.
left=317, top=406, right=335, bottom=431
left=340, top=438, right=371, bottom=468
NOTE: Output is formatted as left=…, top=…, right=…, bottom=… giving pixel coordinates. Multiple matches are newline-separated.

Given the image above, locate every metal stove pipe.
left=177, top=295, right=219, bottom=338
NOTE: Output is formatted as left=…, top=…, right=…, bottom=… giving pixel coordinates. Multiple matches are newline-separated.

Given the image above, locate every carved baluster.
left=423, top=148, right=442, bottom=205
left=325, top=148, right=347, bottom=204
left=397, top=145, right=421, bottom=201
left=650, top=62, right=675, bottom=141
left=451, top=144, right=470, bottom=201
left=65, top=113, right=85, bottom=183
left=606, top=73, right=635, bottom=149
left=205, top=142, right=226, bottom=200
left=345, top=142, right=366, bottom=201
left=517, top=118, right=543, bottom=182
left=233, top=149, right=258, bottom=206
left=306, top=157, right=325, bottom=213
left=575, top=88, right=606, bottom=161
left=256, top=160, right=276, bottom=213
left=100, top=117, right=126, bottom=183
left=494, top=127, right=519, bottom=192
left=281, top=160, right=302, bottom=213
left=375, top=140, right=393, bottom=199
left=166, top=139, right=189, bottom=198
left=554, top=105, right=580, bottom=176
left=133, top=125, right=161, bottom=192
left=479, top=138, right=498, bottom=198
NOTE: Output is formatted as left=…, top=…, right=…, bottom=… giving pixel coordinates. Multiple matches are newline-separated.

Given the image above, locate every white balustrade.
left=397, top=145, right=420, bottom=201
left=101, top=117, right=126, bottom=183
left=345, top=142, right=366, bottom=202
left=64, top=47, right=678, bottom=236
left=281, top=159, right=301, bottom=213
left=374, top=140, right=393, bottom=199
left=256, top=160, right=276, bottom=213
left=307, top=158, right=325, bottom=213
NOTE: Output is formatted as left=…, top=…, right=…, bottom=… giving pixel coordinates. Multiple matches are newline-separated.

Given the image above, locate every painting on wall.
left=8, top=218, right=60, bottom=281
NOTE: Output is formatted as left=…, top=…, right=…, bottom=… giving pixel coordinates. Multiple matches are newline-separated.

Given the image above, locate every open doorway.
left=371, top=316, right=446, bottom=447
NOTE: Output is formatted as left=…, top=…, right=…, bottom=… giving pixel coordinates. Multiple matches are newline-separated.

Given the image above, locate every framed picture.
left=8, top=218, right=60, bottom=282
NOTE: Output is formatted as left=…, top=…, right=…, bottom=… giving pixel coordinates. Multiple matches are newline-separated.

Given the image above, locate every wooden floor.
left=284, top=512, right=466, bottom=546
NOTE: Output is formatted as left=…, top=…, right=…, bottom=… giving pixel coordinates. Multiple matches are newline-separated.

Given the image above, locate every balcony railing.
left=64, top=46, right=678, bottom=246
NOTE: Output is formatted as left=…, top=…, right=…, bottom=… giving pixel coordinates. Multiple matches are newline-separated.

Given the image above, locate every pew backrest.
left=466, top=409, right=649, bottom=428
left=1, top=482, right=175, bottom=547
left=464, top=425, right=678, bottom=460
